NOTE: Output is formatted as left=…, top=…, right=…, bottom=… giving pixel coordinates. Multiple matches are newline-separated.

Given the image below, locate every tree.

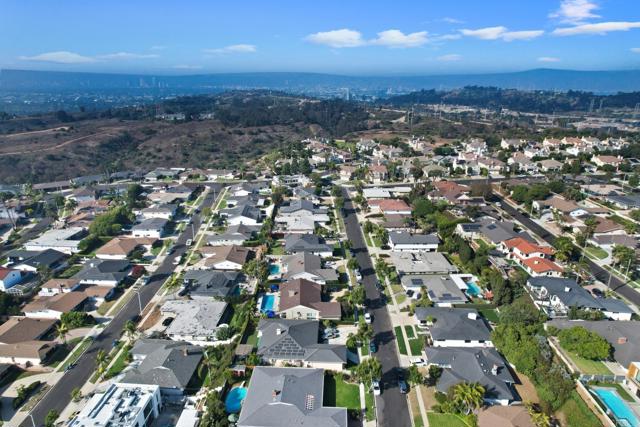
left=558, top=326, right=611, bottom=360
left=553, top=236, right=575, bottom=262
left=354, top=356, right=382, bottom=388
left=349, top=285, right=366, bottom=307
left=427, top=365, right=443, bottom=386
left=612, top=245, right=635, bottom=270
left=242, top=259, right=269, bottom=282
left=61, top=311, right=95, bottom=328
left=411, top=158, right=424, bottom=181
left=71, top=387, right=83, bottom=402
left=200, top=391, right=230, bottom=427
left=347, top=257, right=359, bottom=271
left=407, top=365, right=423, bottom=385
left=583, top=216, right=598, bottom=240
left=56, top=322, right=69, bottom=345
left=125, top=184, right=144, bottom=208
left=215, top=325, right=234, bottom=341
left=44, top=409, right=59, bottom=427
left=123, top=320, right=137, bottom=342
left=526, top=402, right=551, bottom=427
left=95, top=349, right=108, bottom=380
left=451, top=382, right=485, bottom=415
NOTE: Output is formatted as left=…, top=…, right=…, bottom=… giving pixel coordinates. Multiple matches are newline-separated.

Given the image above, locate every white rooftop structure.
left=24, top=227, right=85, bottom=254
left=160, top=299, right=228, bottom=345
left=70, top=383, right=161, bottom=427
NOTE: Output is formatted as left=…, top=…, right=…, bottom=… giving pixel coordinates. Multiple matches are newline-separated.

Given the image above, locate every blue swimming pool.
left=269, top=264, right=280, bottom=275
left=260, top=294, right=275, bottom=313
left=466, top=281, right=482, bottom=297
left=594, top=388, right=640, bottom=427
left=225, top=387, right=247, bottom=413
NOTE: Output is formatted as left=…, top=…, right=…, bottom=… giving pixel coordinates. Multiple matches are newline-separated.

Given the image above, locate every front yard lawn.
left=404, top=325, right=415, bottom=339
left=427, top=413, right=469, bottom=427
left=394, top=326, right=407, bottom=355
left=365, top=391, right=375, bottom=421
left=323, top=374, right=360, bottom=409
left=585, top=245, right=608, bottom=260
left=408, top=338, right=424, bottom=357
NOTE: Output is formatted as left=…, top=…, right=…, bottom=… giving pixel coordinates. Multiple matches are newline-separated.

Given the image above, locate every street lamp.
left=29, top=414, right=36, bottom=427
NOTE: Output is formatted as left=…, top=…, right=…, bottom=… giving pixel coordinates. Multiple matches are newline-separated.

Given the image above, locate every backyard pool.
left=466, top=281, right=482, bottom=297
left=269, top=264, right=280, bottom=275
left=225, top=387, right=247, bottom=413
left=594, top=387, right=640, bottom=427
left=260, top=294, right=276, bottom=313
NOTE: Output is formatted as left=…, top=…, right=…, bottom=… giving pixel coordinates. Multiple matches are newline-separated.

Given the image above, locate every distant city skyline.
left=1, top=0, right=639, bottom=75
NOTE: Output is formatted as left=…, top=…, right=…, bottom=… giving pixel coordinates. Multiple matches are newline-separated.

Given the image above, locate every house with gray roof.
left=527, top=277, right=632, bottom=320
left=456, top=218, right=533, bottom=245
left=426, top=346, right=518, bottom=406
left=275, top=200, right=330, bottom=233
left=238, top=367, right=347, bottom=427
left=401, top=275, right=468, bottom=306
left=181, top=270, right=242, bottom=299
left=390, top=252, right=457, bottom=276
left=257, top=319, right=347, bottom=370
left=132, top=217, right=169, bottom=238
left=605, top=194, right=640, bottom=210
left=160, top=299, right=229, bottom=345
left=222, top=204, right=262, bottom=226
left=74, top=259, right=131, bottom=287
left=284, top=234, right=333, bottom=257
left=388, top=231, right=439, bottom=252
left=208, top=224, right=261, bottom=246
left=282, top=253, right=338, bottom=285
left=415, top=307, right=492, bottom=347
left=122, top=339, right=203, bottom=396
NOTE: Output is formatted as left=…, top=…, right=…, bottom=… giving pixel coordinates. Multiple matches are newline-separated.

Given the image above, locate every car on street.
left=173, top=256, right=182, bottom=265
left=186, top=239, right=193, bottom=246
left=364, top=312, right=372, bottom=324
left=372, top=380, right=381, bottom=396
left=396, top=368, right=408, bottom=394
left=591, top=288, right=605, bottom=298
left=167, top=246, right=175, bottom=255
left=369, top=340, right=377, bottom=354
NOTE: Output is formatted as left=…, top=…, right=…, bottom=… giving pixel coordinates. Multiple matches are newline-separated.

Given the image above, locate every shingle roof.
left=0, top=317, right=56, bottom=344
left=389, top=231, right=439, bottom=246
left=183, top=270, right=240, bottom=299
left=73, top=259, right=131, bottom=283
left=414, top=307, right=491, bottom=342
left=284, top=234, right=332, bottom=254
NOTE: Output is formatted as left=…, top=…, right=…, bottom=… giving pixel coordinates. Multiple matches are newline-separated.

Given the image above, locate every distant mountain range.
left=2, top=68, right=640, bottom=94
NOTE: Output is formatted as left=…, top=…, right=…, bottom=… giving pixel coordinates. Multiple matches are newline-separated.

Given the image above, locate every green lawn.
left=365, top=391, right=375, bottom=421
left=395, top=294, right=407, bottom=304
left=269, top=245, right=284, bottom=255
left=404, top=325, right=415, bottom=339
left=408, top=338, right=424, bottom=356
left=104, top=345, right=131, bottom=380
left=323, top=374, right=361, bottom=409
left=585, top=245, right=608, bottom=260
left=479, top=308, right=499, bottom=323
left=364, top=233, right=373, bottom=247
left=427, top=413, right=469, bottom=427
left=560, top=391, right=601, bottom=427
left=395, top=326, right=408, bottom=355
left=361, top=339, right=370, bottom=356
left=568, top=352, right=612, bottom=375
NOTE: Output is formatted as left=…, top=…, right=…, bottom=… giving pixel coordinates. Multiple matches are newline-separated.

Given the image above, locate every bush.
left=61, top=311, right=96, bottom=328
left=13, top=381, right=41, bottom=409
left=558, top=326, right=611, bottom=360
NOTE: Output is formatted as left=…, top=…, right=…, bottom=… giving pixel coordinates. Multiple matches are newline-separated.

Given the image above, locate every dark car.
left=396, top=368, right=408, bottom=394
left=369, top=340, right=377, bottom=354
left=591, top=288, right=605, bottom=298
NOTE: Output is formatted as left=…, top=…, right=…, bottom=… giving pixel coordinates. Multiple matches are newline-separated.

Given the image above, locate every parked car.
left=173, top=256, right=182, bottom=265
left=591, top=288, right=605, bottom=298
left=372, top=380, right=381, bottom=396
left=396, top=368, right=408, bottom=394
left=405, top=289, right=415, bottom=298
left=369, top=340, right=377, bottom=354
left=355, top=270, right=362, bottom=281
left=167, top=246, right=175, bottom=255
left=364, top=312, right=372, bottom=324
left=186, top=239, right=193, bottom=246
left=410, top=358, right=427, bottom=367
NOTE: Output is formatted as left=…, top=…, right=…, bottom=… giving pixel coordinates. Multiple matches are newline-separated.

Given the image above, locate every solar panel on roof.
left=411, top=278, right=423, bottom=286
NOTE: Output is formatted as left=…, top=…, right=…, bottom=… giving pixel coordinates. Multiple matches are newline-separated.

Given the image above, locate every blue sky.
left=1, top=0, right=639, bottom=75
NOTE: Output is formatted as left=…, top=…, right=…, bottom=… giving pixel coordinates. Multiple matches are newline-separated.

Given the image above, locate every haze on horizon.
left=1, top=0, right=640, bottom=76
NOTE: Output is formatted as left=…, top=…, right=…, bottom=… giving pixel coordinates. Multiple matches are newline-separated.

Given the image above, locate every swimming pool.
left=225, top=387, right=247, bottom=413
left=466, top=281, right=482, bottom=297
left=269, top=264, right=280, bottom=275
left=260, top=294, right=275, bottom=313
left=594, top=387, right=640, bottom=427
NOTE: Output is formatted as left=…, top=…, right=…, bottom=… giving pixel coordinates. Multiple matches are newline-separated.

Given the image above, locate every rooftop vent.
left=467, top=312, right=478, bottom=320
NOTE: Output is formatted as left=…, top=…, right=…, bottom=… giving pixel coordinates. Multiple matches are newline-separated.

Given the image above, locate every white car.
left=372, top=380, right=381, bottom=396
left=355, top=270, right=362, bottom=281
left=364, top=312, right=372, bottom=324
left=411, top=358, right=427, bottom=367
left=186, top=239, right=193, bottom=246
left=173, top=256, right=182, bottom=265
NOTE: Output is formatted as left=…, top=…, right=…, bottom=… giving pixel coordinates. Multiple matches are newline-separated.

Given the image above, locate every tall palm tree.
left=56, top=322, right=69, bottom=345
left=123, top=320, right=136, bottom=343
left=452, top=382, right=485, bottom=415
left=95, top=349, right=108, bottom=380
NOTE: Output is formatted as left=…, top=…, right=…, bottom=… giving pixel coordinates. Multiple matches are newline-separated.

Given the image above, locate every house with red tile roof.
left=522, top=257, right=563, bottom=278
left=500, top=237, right=554, bottom=263
left=368, top=199, right=412, bottom=215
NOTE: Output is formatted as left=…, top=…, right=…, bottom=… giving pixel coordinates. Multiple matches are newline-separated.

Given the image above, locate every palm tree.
left=95, top=349, right=108, bottom=379
left=123, top=320, right=136, bottom=342
left=56, top=322, right=69, bottom=345
left=452, top=382, right=485, bottom=415
left=526, top=402, right=551, bottom=427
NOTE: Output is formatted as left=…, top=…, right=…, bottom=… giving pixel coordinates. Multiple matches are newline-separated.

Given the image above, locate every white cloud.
left=461, top=26, right=544, bottom=41
left=151, top=45, right=166, bottom=51
left=437, top=54, right=462, bottom=61
left=371, top=30, right=428, bottom=48
left=19, top=51, right=96, bottom=64
left=442, top=17, right=464, bottom=24
left=173, top=64, right=203, bottom=70
left=306, top=29, right=364, bottom=48
left=203, top=44, right=257, bottom=54
left=632, top=48, right=640, bottom=53
left=538, top=56, right=561, bottom=62
left=502, top=30, right=545, bottom=41
left=434, top=34, right=462, bottom=41
left=553, top=21, right=640, bottom=36
left=97, top=52, right=159, bottom=60
left=550, top=0, right=600, bottom=24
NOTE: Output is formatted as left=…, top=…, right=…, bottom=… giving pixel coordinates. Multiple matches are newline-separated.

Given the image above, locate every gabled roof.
left=282, top=253, right=338, bottom=282
left=15, top=249, right=67, bottom=269
left=183, top=270, right=240, bottom=299
left=198, top=245, right=252, bottom=267
left=132, top=217, right=169, bottom=231
left=0, top=317, right=56, bottom=344
left=368, top=199, right=411, bottom=212
left=279, top=200, right=328, bottom=215
left=23, top=292, right=88, bottom=314
left=279, top=279, right=341, bottom=318
left=414, top=307, right=491, bottom=342
left=522, top=257, right=563, bottom=274
left=284, top=234, right=332, bottom=254
left=503, top=237, right=554, bottom=256
left=389, top=231, right=439, bottom=246
left=74, top=259, right=131, bottom=283
left=426, top=346, right=517, bottom=403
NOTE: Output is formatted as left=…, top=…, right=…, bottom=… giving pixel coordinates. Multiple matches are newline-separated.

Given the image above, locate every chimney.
left=564, top=287, right=571, bottom=293
left=491, top=364, right=499, bottom=375
left=467, top=312, right=478, bottom=320
left=276, top=328, right=282, bottom=335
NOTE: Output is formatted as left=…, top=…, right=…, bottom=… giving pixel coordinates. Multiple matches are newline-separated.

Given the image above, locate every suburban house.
left=501, top=138, right=527, bottom=150
left=95, top=237, right=157, bottom=260
left=415, top=307, right=493, bottom=347
left=368, top=199, right=412, bottom=216
left=369, top=164, right=388, bottom=184
left=10, top=249, right=68, bottom=273
left=528, top=277, right=632, bottom=320
left=0, top=317, right=57, bottom=367
left=390, top=252, right=458, bottom=276
left=281, top=253, right=339, bottom=285
left=222, top=204, right=262, bottom=226
left=428, top=181, right=472, bottom=204
left=400, top=275, right=468, bottom=307
left=284, top=234, right=333, bottom=257
left=278, top=278, right=341, bottom=320
left=0, top=341, right=56, bottom=367
left=426, top=346, right=518, bottom=406
left=538, top=159, right=563, bottom=172
left=22, top=292, right=88, bottom=319
left=38, top=278, right=80, bottom=297
left=131, top=218, right=169, bottom=238
left=256, top=319, right=347, bottom=370
left=237, top=367, right=347, bottom=427
left=0, top=268, right=23, bottom=292
left=140, top=204, right=178, bottom=220
left=521, top=257, right=564, bottom=278
left=388, top=231, right=439, bottom=252
left=604, top=194, right=640, bottom=210
left=456, top=218, right=532, bottom=246
left=74, top=259, right=132, bottom=287
left=477, top=406, right=534, bottom=427
left=339, top=165, right=356, bottom=181
left=145, top=168, right=180, bottom=181
left=275, top=200, right=330, bottom=232
left=532, top=195, right=587, bottom=218
left=24, top=227, right=85, bottom=255
left=592, top=155, right=623, bottom=168
left=208, top=224, right=260, bottom=246
left=197, top=245, right=252, bottom=270
left=499, top=237, right=555, bottom=264
left=181, top=270, right=242, bottom=299
left=121, top=339, right=203, bottom=397
left=160, top=299, right=229, bottom=346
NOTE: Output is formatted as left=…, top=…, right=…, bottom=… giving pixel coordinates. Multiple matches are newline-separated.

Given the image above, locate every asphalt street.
left=341, top=187, right=411, bottom=427
left=21, top=185, right=221, bottom=426
left=494, top=193, right=640, bottom=307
